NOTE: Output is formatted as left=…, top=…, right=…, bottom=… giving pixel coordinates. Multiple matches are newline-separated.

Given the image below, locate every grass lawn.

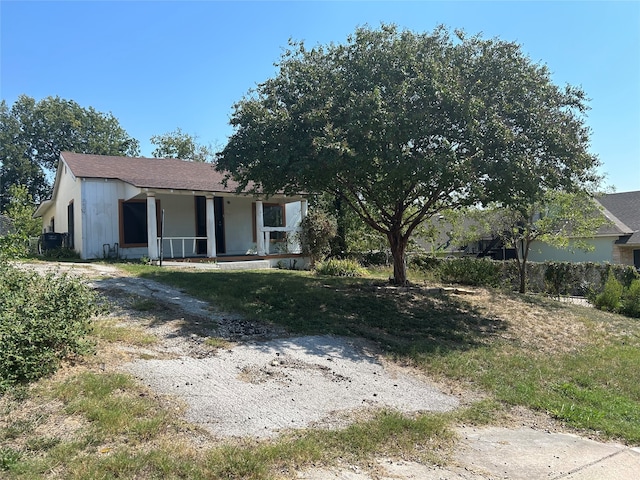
left=2, top=263, right=639, bottom=479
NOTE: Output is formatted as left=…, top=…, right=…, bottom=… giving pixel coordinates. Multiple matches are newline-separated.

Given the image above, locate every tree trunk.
left=516, top=238, right=531, bottom=294
left=332, top=195, right=348, bottom=255
left=518, top=261, right=527, bottom=294
left=388, top=231, right=408, bottom=285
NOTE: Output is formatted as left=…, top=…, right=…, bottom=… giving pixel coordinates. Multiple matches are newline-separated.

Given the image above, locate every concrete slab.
left=454, top=426, right=639, bottom=480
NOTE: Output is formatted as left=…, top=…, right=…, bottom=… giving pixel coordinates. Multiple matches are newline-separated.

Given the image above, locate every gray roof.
left=596, top=191, right=640, bottom=245
left=61, top=152, right=244, bottom=193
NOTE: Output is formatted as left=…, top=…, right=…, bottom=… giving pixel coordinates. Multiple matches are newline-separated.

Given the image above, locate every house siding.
left=224, top=197, right=255, bottom=255
left=528, top=237, right=616, bottom=263
left=81, top=179, right=142, bottom=259
left=40, top=163, right=81, bottom=246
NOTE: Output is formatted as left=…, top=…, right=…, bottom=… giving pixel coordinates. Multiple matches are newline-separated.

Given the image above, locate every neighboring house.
left=34, top=152, right=308, bottom=264
left=528, top=191, right=640, bottom=268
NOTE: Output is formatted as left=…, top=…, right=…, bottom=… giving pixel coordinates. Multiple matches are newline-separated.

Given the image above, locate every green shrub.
left=315, top=258, right=367, bottom=277
left=298, top=210, right=338, bottom=266
left=0, top=263, right=99, bottom=392
left=438, top=257, right=502, bottom=287
left=408, top=254, right=441, bottom=272
left=594, top=272, right=623, bottom=312
left=42, top=246, right=81, bottom=260
left=621, top=279, right=640, bottom=318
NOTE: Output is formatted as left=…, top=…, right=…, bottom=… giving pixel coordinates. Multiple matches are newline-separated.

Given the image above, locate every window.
left=119, top=199, right=161, bottom=247
left=253, top=203, right=286, bottom=242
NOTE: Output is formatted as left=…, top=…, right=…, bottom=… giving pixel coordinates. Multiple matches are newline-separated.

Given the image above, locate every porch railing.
left=259, top=227, right=302, bottom=255
left=157, top=228, right=303, bottom=259
left=158, top=237, right=207, bottom=259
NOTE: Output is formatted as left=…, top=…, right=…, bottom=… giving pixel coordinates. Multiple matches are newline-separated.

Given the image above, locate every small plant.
left=139, top=255, right=150, bottom=265
left=315, top=258, right=367, bottom=277
left=0, top=447, right=21, bottom=471
left=594, top=272, right=623, bottom=312
left=42, top=246, right=81, bottom=260
left=621, top=279, right=640, bottom=318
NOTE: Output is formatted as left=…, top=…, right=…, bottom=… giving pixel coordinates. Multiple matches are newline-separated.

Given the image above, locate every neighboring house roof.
left=61, top=152, right=245, bottom=193
left=595, top=191, right=640, bottom=245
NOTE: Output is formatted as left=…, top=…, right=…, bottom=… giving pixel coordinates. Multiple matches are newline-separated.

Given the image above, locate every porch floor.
left=155, top=253, right=305, bottom=271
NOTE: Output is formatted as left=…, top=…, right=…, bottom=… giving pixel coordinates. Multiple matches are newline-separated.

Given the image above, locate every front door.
left=195, top=196, right=226, bottom=255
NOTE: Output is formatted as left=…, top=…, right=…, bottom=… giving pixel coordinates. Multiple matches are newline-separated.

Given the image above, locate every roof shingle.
left=60, top=152, right=245, bottom=193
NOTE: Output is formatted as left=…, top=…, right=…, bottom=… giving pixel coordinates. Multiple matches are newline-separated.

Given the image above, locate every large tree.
left=217, top=25, right=600, bottom=285
left=150, top=128, right=215, bottom=162
left=0, top=95, right=140, bottom=208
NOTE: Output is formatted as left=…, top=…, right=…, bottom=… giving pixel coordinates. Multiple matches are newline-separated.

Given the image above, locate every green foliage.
left=438, top=258, right=502, bottom=287
left=297, top=210, right=338, bottom=265
left=0, top=185, right=41, bottom=259
left=218, top=25, right=599, bottom=286
left=41, top=246, right=81, bottom=260
left=621, top=280, right=640, bottom=318
left=315, top=258, right=367, bottom=277
left=594, top=272, right=623, bottom=312
left=544, top=262, right=576, bottom=297
left=0, top=95, right=140, bottom=209
left=150, top=127, right=215, bottom=162
left=0, top=263, right=99, bottom=391
left=0, top=447, right=21, bottom=471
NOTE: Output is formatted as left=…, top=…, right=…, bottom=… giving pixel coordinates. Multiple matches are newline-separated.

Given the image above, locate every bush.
left=315, top=258, right=367, bottom=277
left=621, top=279, right=640, bottom=318
left=438, top=257, right=502, bottom=287
left=298, top=210, right=337, bottom=266
left=594, top=272, right=623, bottom=312
left=408, top=254, right=441, bottom=272
left=0, top=263, right=99, bottom=392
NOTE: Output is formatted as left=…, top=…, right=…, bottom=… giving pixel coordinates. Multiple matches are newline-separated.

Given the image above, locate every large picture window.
left=119, top=199, right=161, bottom=247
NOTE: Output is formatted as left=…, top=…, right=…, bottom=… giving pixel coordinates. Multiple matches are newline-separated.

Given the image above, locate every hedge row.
left=408, top=255, right=640, bottom=296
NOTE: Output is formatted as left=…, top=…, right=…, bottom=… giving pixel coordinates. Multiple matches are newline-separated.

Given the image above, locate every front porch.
left=120, top=190, right=308, bottom=265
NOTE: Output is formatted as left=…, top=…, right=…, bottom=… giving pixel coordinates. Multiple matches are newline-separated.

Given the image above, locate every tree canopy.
left=216, top=25, right=601, bottom=284
left=0, top=95, right=140, bottom=209
left=150, top=128, right=215, bottom=162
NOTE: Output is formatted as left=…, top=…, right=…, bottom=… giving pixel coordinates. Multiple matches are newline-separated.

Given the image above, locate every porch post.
left=255, top=200, right=266, bottom=256
left=301, top=199, right=308, bottom=219
left=146, top=192, right=159, bottom=260
left=206, top=194, right=216, bottom=258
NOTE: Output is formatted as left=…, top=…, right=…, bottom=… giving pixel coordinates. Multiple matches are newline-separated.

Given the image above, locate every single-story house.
left=34, top=152, right=308, bottom=264
left=528, top=191, right=640, bottom=268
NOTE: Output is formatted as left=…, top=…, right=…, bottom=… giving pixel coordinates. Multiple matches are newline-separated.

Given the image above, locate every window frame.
left=252, top=202, right=286, bottom=242
left=118, top=199, right=161, bottom=248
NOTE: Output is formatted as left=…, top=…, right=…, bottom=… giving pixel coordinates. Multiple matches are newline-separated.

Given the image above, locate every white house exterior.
left=34, top=152, right=308, bottom=265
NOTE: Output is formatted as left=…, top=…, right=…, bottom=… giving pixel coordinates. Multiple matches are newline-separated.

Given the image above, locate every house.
left=34, top=152, right=309, bottom=265
left=528, top=191, right=640, bottom=268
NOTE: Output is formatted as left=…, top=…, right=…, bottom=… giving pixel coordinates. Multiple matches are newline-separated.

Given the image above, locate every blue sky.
left=1, top=0, right=639, bottom=192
